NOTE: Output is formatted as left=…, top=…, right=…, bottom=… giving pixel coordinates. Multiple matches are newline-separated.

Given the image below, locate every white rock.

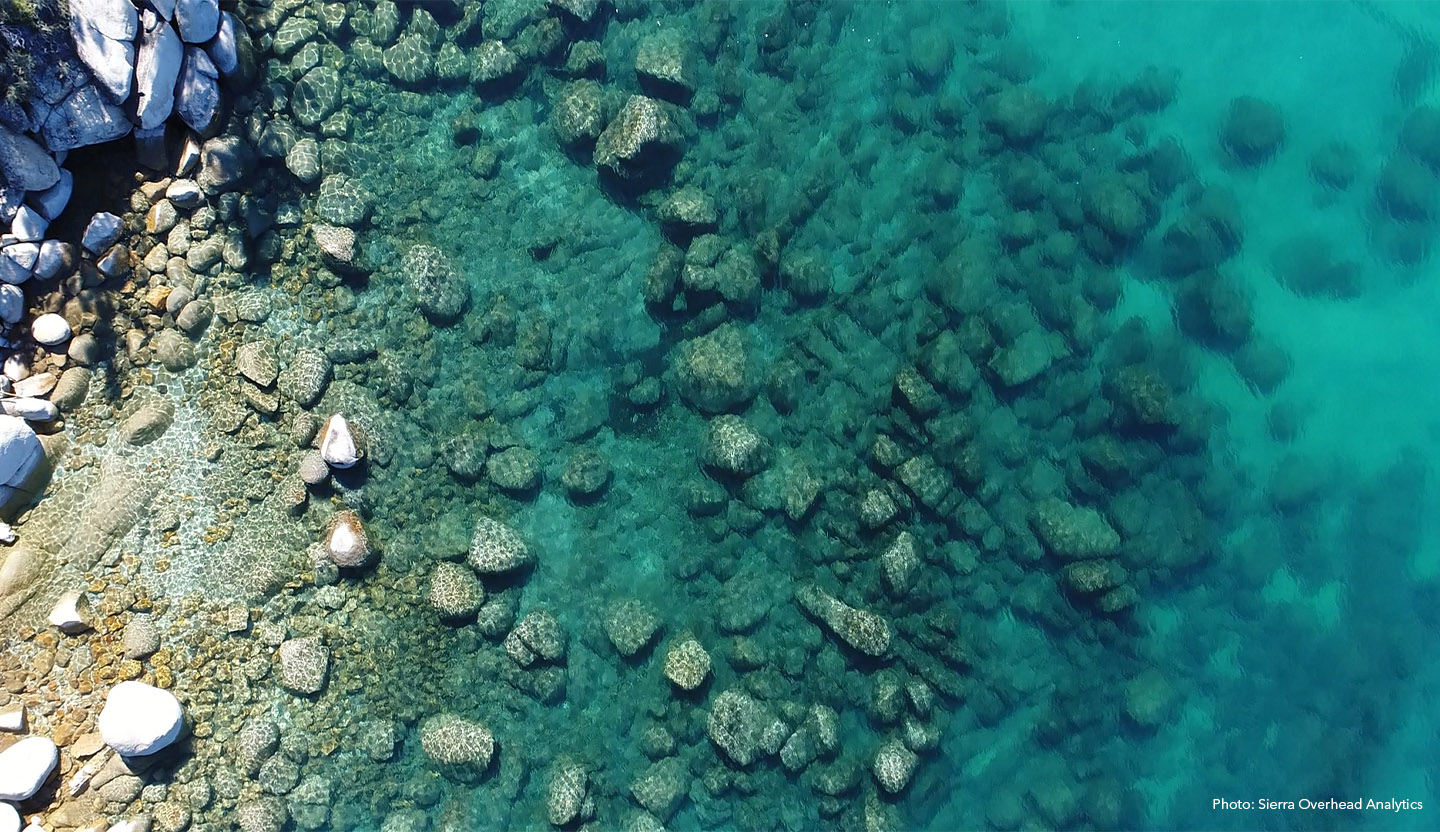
left=134, top=10, right=182, bottom=130
left=12, top=373, right=53, bottom=399
left=108, top=821, right=148, bottom=832
left=320, top=414, right=359, bottom=468
left=176, top=0, right=219, bottom=43
left=0, top=704, right=24, bottom=732
left=0, top=416, right=41, bottom=488
left=1, top=358, right=26, bottom=383
left=28, top=169, right=73, bottom=221
left=31, top=313, right=71, bottom=346
left=149, top=0, right=178, bottom=20
left=81, top=212, right=122, bottom=254
left=0, top=523, right=15, bottom=544
left=0, top=398, right=57, bottom=423
left=71, top=0, right=139, bottom=40
left=165, top=179, right=203, bottom=208
left=33, top=240, right=71, bottom=280
left=0, top=736, right=57, bottom=801
left=0, top=246, right=34, bottom=285
left=98, top=681, right=184, bottom=756
left=0, top=801, right=15, bottom=832
left=70, top=17, right=136, bottom=102
left=0, top=285, right=22, bottom=325
left=49, top=589, right=91, bottom=633
left=9, top=207, right=45, bottom=243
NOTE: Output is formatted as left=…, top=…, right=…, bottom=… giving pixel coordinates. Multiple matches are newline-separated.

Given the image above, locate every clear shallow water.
left=49, top=0, right=1440, bottom=829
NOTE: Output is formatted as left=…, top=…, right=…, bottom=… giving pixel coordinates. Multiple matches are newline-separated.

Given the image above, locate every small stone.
left=82, top=211, right=123, bottom=253
left=123, top=616, right=162, bottom=659
left=319, top=413, right=360, bottom=468
left=325, top=510, right=371, bottom=568
left=236, top=340, right=278, bottom=387
left=48, top=589, right=91, bottom=633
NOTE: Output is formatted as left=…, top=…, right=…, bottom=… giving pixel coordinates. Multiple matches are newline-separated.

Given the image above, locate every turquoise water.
left=65, top=0, right=1440, bottom=828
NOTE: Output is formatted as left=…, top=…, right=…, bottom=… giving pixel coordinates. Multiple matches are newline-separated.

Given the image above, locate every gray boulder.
left=175, top=46, right=222, bottom=134
left=206, top=12, right=242, bottom=77
left=0, top=127, right=59, bottom=191
left=197, top=134, right=253, bottom=193
left=71, top=16, right=135, bottom=102
left=28, top=169, right=72, bottom=221
left=135, top=10, right=183, bottom=130
left=38, top=84, right=130, bottom=152
left=176, top=0, right=220, bottom=43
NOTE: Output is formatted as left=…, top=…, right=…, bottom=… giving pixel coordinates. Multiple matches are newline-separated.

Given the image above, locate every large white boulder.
left=0, top=735, right=57, bottom=801
left=98, top=681, right=184, bottom=756
left=0, top=800, right=16, bottom=832
left=70, top=16, right=136, bottom=103
left=134, top=11, right=182, bottom=131
left=0, top=415, right=41, bottom=487
left=70, top=0, right=139, bottom=40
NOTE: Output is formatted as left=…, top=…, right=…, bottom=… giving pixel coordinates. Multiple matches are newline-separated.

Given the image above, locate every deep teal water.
left=264, top=2, right=1440, bottom=829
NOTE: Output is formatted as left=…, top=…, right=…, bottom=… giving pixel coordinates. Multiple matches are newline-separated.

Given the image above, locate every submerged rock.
left=663, top=636, right=711, bottom=691
left=468, top=516, right=533, bottom=573
left=428, top=562, right=483, bottom=621
left=795, top=583, right=891, bottom=657
left=402, top=243, right=469, bottom=324
left=703, top=414, right=767, bottom=477
left=278, top=636, right=329, bottom=694
left=1029, top=498, right=1120, bottom=560
left=603, top=599, right=661, bottom=658
left=419, top=713, right=493, bottom=773
left=707, top=690, right=779, bottom=767
left=547, top=758, right=591, bottom=827
left=872, top=739, right=918, bottom=794
left=593, top=95, right=683, bottom=180
left=674, top=323, right=757, bottom=413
